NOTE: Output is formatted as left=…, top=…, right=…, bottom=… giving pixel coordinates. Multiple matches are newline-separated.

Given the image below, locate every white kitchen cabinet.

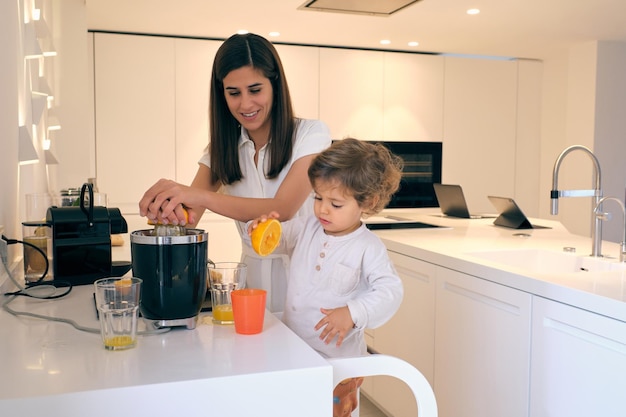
left=442, top=57, right=518, bottom=214
left=434, top=267, right=532, bottom=417
left=319, top=48, right=385, bottom=140
left=174, top=38, right=220, bottom=186
left=530, top=296, right=626, bottom=417
left=363, top=251, right=436, bottom=417
left=94, top=33, right=176, bottom=214
left=275, top=44, right=320, bottom=120
left=383, top=52, right=444, bottom=142
left=319, top=48, right=445, bottom=142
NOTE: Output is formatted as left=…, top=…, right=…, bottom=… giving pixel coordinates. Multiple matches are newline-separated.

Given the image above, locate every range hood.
left=299, top=0, right=422, bottom=16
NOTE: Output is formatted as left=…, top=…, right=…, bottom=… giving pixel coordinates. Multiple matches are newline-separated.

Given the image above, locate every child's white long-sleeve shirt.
left=280, top=216, right=403, bottom=358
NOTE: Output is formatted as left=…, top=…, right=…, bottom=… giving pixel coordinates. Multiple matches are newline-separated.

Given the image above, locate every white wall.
left=50, top=1, right=93, bottom=191
left=0, top=0, right=20, bottom=250
left=594, top=42, right=626, bottom=244
left=0, top=0, right=91, bottom=267
left=538, top=41, right=626, bottom=246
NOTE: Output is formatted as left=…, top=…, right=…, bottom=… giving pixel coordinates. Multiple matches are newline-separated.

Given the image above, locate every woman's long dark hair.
left=209, top=33, right=296, bottom=184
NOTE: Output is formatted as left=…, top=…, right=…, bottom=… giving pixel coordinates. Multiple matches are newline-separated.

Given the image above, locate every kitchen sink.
left=465, top=248, right=626, bottom=274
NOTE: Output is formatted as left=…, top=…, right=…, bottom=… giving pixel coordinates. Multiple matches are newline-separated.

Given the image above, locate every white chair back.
left=328, top=354, right=438, bottom=417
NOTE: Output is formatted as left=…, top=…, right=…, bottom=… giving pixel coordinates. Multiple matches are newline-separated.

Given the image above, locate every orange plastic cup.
left=231, top=289, right=267, bottom=334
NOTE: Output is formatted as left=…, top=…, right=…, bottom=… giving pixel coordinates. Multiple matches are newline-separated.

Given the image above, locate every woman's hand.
left=315, top=306, right=354, bottom=347
left=139, top=179, right=199, bottom=225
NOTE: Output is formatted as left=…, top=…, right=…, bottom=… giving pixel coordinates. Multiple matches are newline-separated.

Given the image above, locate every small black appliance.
left=45, top=183, right=131, bottom=285
left=130, top=228, right=209, bottom=330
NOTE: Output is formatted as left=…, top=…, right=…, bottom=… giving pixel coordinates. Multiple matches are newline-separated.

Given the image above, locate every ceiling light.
left=467, top=8, right=480, bottom=15
left=380, top=40, right=391, bottom=45
left=408, top=41, right=419, bottom=47
left=237, top=29, right=249, bottom=35
left=300, top=0, right=423, bottom=16
left=268, top=32, right=280, bottom=37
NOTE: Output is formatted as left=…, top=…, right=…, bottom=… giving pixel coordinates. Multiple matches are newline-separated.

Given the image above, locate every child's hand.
left=315, top=306, right=354, bottom=347
left=247, top=211, right=280, bottom=235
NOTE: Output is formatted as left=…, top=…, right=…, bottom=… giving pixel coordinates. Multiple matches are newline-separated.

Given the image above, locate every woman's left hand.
left=139, top=178, right=197, bottom=225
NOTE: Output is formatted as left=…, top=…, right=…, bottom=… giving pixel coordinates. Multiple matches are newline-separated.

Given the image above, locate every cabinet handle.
left=396, top=265, right=430, bottom=283
left=544, top=317, right=626, bottom=355
left=443, top=281, right=521, bottom=315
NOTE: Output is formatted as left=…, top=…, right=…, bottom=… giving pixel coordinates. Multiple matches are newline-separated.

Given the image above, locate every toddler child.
left=248, top=138, right=404, bottom=417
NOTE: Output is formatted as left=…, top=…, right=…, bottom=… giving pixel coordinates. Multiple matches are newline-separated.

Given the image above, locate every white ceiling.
left=85, top=0, right=626, bottom=60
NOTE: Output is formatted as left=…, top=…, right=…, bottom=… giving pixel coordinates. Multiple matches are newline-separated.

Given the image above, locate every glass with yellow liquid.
left=208, top=263, right=247, bottom=324
left=22, top=221, right=52, bottom=283
left=212, top=304, right=234, bottom=323
left=94, top=277, right=142, bottom=350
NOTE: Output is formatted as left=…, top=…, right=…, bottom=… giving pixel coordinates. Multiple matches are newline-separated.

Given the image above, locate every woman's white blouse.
left=198, top=118, right=332, bottom=311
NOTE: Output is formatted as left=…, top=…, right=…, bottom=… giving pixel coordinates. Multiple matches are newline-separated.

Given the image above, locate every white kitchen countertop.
left=0, top=283, right=332, bottom=416
left=3, top=207, right=625, bottom=415
left=372, top=209, right=626, bottom=323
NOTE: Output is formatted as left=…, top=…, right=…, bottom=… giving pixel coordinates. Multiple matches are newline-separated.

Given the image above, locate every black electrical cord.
left=0, top=235, right=170, bottom=336
left=1, top=234, right=72, bottom=299
left=3, top=234, right=49, bottom=283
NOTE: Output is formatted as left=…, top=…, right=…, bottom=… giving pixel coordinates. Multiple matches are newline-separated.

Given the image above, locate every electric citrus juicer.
left=130, top=221, right=209, bottom=330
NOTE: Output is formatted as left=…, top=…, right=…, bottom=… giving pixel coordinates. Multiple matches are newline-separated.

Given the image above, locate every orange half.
left=251, top=218, right=282, bottom=256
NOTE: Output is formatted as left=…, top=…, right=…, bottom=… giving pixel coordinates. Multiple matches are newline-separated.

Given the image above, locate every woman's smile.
left=223, top=66, right=273, bottom=141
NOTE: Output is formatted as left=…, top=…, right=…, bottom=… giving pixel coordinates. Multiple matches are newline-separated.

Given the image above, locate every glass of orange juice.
left=208, top=262, right=247, bottom=324
left=94, top=277, right=142, bottom=350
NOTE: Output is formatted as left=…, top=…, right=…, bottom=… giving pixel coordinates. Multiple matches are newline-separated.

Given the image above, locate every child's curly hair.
left=308, top=138, right=404, bottom=216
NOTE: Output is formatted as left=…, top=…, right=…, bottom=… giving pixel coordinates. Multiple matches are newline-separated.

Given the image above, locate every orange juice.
left=212, top=304, right=234, bottom=323
left=104, top=335, right=136, bottom=349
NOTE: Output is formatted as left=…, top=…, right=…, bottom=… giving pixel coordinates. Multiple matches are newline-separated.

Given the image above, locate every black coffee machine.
left=46, top=183, right=131, bottom=285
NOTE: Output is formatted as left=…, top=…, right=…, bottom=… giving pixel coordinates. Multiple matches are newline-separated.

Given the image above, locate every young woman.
left=139, top=33, right=332, bottom=312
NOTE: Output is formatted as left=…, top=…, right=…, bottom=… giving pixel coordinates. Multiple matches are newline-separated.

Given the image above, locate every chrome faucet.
left=550, top=145, right=603, bottom=257
left=594, top=197, right=626, bottom=262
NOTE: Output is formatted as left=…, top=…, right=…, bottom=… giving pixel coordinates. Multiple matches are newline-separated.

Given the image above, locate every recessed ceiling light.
left=408, top=41, right=419, bottom=47
left=237, top=29, right=249, bottom=35
left=467, top=8, right=480, bottom=15
left=268, top=32, right=280, bottom=37
left=380, top=39, right=391, bottom=45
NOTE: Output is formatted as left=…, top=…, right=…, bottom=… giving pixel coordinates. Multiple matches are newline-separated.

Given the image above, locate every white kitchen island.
left=0, top=284, right=333, bottom=416
left=364, top=209, right=626, bottom=417
left=3, top=209, right=626, bottom=417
